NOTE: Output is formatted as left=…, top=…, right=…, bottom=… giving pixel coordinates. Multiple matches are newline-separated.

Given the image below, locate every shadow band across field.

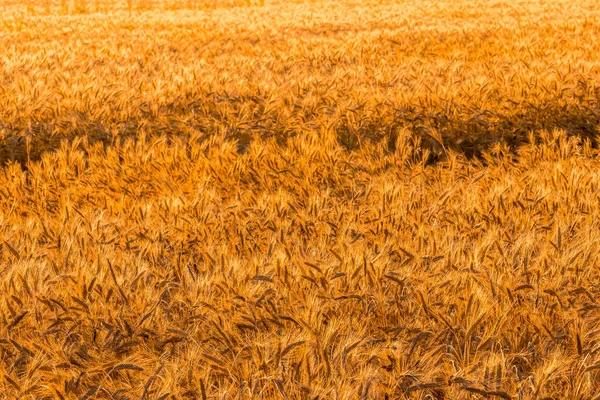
left=2, top=99, right=599, bottom=167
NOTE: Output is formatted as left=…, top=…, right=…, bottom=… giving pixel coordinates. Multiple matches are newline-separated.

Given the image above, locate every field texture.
left=1, top=0, right=600, bottom=399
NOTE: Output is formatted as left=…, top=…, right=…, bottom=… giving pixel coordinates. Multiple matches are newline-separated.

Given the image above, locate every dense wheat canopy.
left=1, top=0, right=600, bottom=399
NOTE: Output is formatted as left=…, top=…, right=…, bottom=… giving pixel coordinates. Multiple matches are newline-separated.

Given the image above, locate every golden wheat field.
left=1, top=0, right=600, bottom=398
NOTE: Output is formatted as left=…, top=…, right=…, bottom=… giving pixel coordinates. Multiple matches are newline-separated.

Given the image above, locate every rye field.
left=1, top=0, right=600, bottom=398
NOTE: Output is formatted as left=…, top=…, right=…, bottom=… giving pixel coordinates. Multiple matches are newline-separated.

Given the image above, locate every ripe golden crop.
left=1, top=0, right=600, bottom=398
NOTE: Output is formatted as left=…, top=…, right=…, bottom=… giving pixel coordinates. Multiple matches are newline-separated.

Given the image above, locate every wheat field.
left=1, top=0, right=600, bottom=399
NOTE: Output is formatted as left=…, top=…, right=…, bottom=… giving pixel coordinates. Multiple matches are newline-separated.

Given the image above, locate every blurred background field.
left=1, top=0, right=599, bottom=165
left=3, top=0, right=267, bottom=13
